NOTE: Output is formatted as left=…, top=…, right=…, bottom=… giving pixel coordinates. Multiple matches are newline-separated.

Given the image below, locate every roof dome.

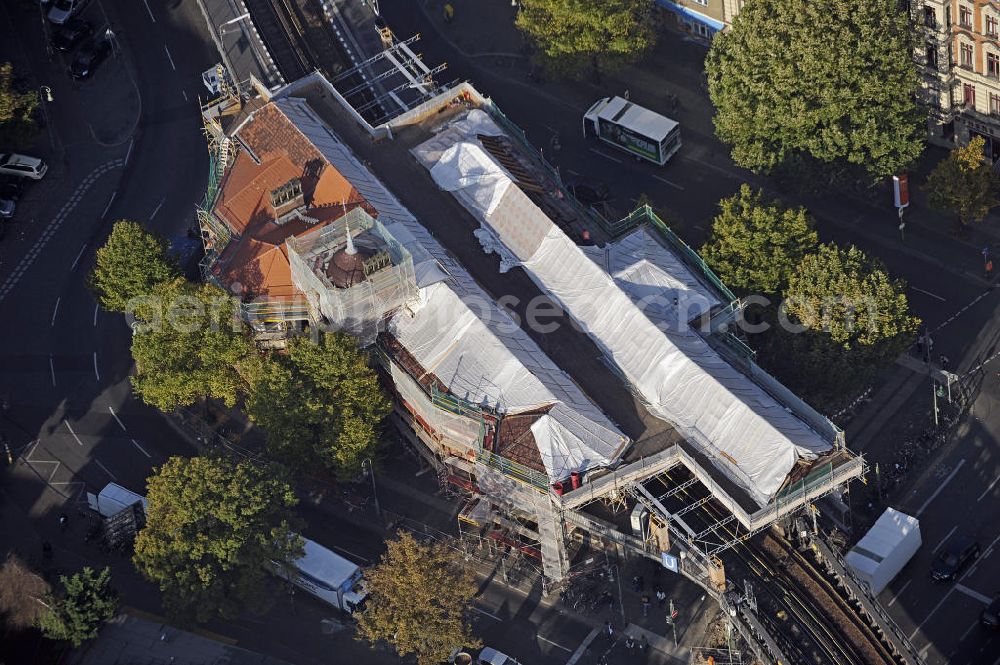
left=326, top=242, right=375, bottom=288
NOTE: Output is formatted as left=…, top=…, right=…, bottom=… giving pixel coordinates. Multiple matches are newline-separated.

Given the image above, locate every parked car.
left=51, top=18, right=92, bottom=52
left=0, top=153, right=48, bottom=180
left=982, top=594, right=1000, bottom=630
left=47, top=0, right=82, bottom=24
left=477, top=648, right=521, bottom=665
left=71, top=34, right=112, bottom=80
left=0, top=199, right=15, bottom=220
left=931, top=535, right=980, bottom=582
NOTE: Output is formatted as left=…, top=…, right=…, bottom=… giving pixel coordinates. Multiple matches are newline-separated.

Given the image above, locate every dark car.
left=71, top=35, right=112, bottom=80
left=931, top=536, right=980, bottom=582
left=983, top=595, right=1000, bottom=630
left=52, top=18, right=93, bottom=52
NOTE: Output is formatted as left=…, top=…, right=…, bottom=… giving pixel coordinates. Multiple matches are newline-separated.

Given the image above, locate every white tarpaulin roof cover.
left=275, top=98, right=628, bottom=482
left=417, top=110, right=833, bottom=506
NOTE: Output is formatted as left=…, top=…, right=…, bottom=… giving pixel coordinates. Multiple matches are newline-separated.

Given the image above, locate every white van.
left=0, top=153, right=48, bottom=180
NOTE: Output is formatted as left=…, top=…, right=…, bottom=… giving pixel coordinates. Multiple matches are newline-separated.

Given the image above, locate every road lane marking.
left=95, top=459, right=117, bottom=480
left=49, top=355, right=56, bottom=386
left=330, top=545, right=369, bottom=563
left=182, top=89, right=188, bottom=102
left=141, top=0, right=155, bottom=22
left=124, top=137, right=134, bottom=166
left=589, top=148, right=622, bottom=164
left=93, top=352, right=100, bottom=382
left=71, top=243, right=87, bottom=270
left=909, top=587, right=953, bottom=639
left=537, top=635, right=571, bottom=653
left=886, top=579, right=911, bottom=607
left=50, top=297, right=60, bottom=326
left=960, top=621, right=978, bottom=642
left=955, top=583, right=993, bottom=604
left=471, top=605, right=501, bottom=621
left=108, top=406, right=126, bottom=431
left=164, top=45, right=176, bottom=71
left=911, top=286, right=946, bottom=302
left=566, top=627, right=600, bottom=665
left=131, top=438, right=151, bottom=458
left=916, top=458, right=965, bottom=516
left=64, top=420, right=83, bottom=446
left=150, top=198, right=165, bottom=220
left=652, top=174, right=685, bottom=191
left=93, top=303, right=99, bottom=327
left=978, top=475, right=1000, bottom=501
left=932, top=525, right=958, bottom=554
left=101, top=191, right=116, bottom=219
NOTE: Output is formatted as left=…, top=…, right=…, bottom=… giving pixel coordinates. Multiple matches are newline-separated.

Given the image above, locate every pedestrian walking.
left=655, top=587, right=666, bottom=608
left=602, top=590, right=614, bottom=612
left=940, top=355, right=950, bottom=370
left=58, top=513, right=68, bottom=531
left=605, top=620, right=614, bottom=641
left=641, top=594, right=650, bottom=617
left=623, top=89, right=630, bottom=100
left=625, top=636, right=635, bottom=654
left=639, top=635, right=648, bottom=652
left=631, top=575, right=641, bottom=592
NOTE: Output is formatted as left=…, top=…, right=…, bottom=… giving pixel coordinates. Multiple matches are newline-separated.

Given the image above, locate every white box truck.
left=87, top=482, right=148, bottom=518
left=845, top=507, right=921, bottom=595
left=279, top=538, right=368, bottom=616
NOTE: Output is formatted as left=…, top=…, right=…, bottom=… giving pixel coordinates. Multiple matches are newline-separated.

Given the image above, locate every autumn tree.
left=701, top=185, right=818, bottom=296
left=357, top=532, right=480, bottom=665
left=706, top=0, right=923, bottom=183
left=247, top=332, right=390, bottom=478
left=0, top=62, right=38, bottom=146
left=133, top=455, right=303, bottom=623
left=515, top=0, right=655, bottom=78
left=924, top=135, right=1000, bottom=227
left=90, top=220, right=179, bottom=312
left=129, top=279, right=262, bottom=411
left=0, top=553, right=50, bottom=632
left=37, top=567, right=118, bottom=647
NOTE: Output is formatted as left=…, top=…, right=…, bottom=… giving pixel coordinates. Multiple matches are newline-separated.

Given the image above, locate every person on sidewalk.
left=625, top=636, right=635, bottom=654
left=639, top=635, right=648, bottom=653
left=605, top=620, right=614, bottom=641
left=655, top=587, right=666, bottom=608
left=641, top=594, right=651, bottom=617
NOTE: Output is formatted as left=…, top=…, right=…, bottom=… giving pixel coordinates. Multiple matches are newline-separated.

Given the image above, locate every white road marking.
left=909, top=587, right=953, bottom=639
left=71, top=243, right=87, bottom=270
left=93, top=303, right=99, bottom=327
left=124, top=137, right=134, bottom=166
left=50, top=297, right=60, bottom=326
left=565, top=627, right=600, bottom=665
left=911, top=286, right=946, bottom=302
left=567, top=169, right=580, bottom=176
left=589, top=148, right=622, bottom=164
left=978, top=474, right=1000, bottom=501
left=141, top=0, right=155, bottom=22
left=101, top=191, right=116, bottom=219
left=181, top=89, right=188, bottom=102
left=164, top=45, right=176, bottom=71
left=95, top=459, right=117, bottom=480
left=537, top=635, right=571, bottom=653
left=916, top=458, right=965, bottom=516
left=932, top=525, right=958, bottom=554
left=330, top=545, right=369, bottom=563
left=652, top=174, right=685, bottom=191
left=93, top=352, right=100, bottom=382
left=471, top=605, right=502, bottom=621
left=960, top=621, right=978, bottom=642
left=108, top=406, right=127, bottom=431
left=150, top=198, right=165, bottom=220
left=886, top=579, right=911, bottom=607
left=49, top=355, right=56, bottom=386
left=955, top=583, right=993, bottom=604
left=64, top=420, right=83, bottom=446
left=131, top=438, right=151, bottom=458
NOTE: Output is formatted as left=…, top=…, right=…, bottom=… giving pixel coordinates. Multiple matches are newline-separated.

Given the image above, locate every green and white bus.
left=583, top=96, right=681, bottom=166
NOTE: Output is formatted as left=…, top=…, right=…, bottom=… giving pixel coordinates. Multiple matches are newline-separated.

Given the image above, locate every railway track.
left=242, top=0, right=310, bottom=81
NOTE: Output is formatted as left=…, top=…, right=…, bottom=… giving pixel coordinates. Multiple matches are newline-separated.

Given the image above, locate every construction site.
left=191, top=14, right=926, bottom=657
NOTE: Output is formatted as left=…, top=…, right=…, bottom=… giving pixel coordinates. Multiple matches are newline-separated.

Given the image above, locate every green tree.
left=0, top=553, right=50, bottom=631
left=705, top=0, right=923, bottom=183
left=247, top=332, right=390, bottom=477
left=133, top=455, right=303, bottom=623
left=701, top=184, right=818, bottom=295
left=924, top=135, right=1000, bottom=226
left=90, top=220, right=179, bottom=312
left=784, top=243, right=919, bottom=354
left=130, top=279, right=262, bottom=411
left=0, top=62, right=38, bottom=146
left=356, top=532, right=480, bottom=665
left=515, top=0, right=655, bottom=78
left=37, top=567, right=118, bottom=647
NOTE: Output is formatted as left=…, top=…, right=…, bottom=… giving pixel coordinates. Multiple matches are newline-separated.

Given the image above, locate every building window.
left=961, top=42, right=974, bottom=68
left=924, top=6, right=936, bottom=27
left=988, top=15, right=998, bottom=37
left=960, top=5, right=973, bottom=28
left=927, top=43, right=939, bottom=69
left=991, top=93, right=1000, bottom=115
left=990, top=53, right=1000, bottom=77
left=692, top=23, right=711, bottom=37
left=965, top=83, right=977, bottom=107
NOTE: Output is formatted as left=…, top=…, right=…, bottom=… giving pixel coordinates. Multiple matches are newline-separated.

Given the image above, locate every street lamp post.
left=219, top=12, right=250, bottom=36
left=361, top=458, right=381, bottom=521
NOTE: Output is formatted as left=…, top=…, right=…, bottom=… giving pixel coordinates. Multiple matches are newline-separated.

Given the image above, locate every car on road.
left=0, top=199, right=16, bottom=220
left=477, top=647, right=522, bottom=665
left=982, top=594, right=1000, bottom=630
left=931, top=535, right=980, bottom=582
left=51, top=18, right=93, bottom=52
left=47, top=0, right=83, bottom=24
left=0, top=153, right=48, bottom=180
left=71, top=35, right=112, bottom=80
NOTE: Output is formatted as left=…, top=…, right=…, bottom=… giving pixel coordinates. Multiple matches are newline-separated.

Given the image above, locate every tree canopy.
left=0, top=553, right=50, bottom=631
left=356, top=532, right=480, bottom=665
left=133, top=455, right=303, bottom=623
left=90, top=220, right=179, bottom=312
left=924, top=135, right=1000, bottom=226
left=37, top=567, right=118, bottom=647
left=247, top=332, right=390, bottom=477
left=130, top=279, right=262, bottom=411
left=701, top=184, right=818, bottom=296
left=0, top=62, right=38, bottom=146
left=705, top=0, right=923, bottom=183
left=784, top=243, right=919, bottom=352
left=515, top=0, right=655, bottom=78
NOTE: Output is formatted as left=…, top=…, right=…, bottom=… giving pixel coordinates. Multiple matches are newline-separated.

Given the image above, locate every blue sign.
left=661, top=552, right=679, bottom=573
